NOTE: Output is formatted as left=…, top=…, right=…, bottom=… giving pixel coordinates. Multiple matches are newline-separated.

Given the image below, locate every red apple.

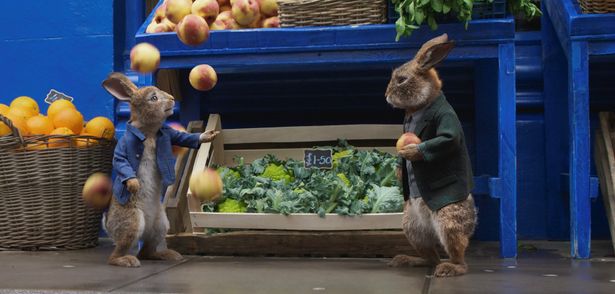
left=130, top=43, right=160, bottom=73
left=177, top=14, right=210, bottom=46
left=258, top=0, right=278, bottom=17
left=396, top=132, right=421, bottom=152
left=189, top=64, right=218, bottom=91
left=154, top=1, right=168, bottom=22
left=190, top=168, right=223, bottom=202
left=82, top=173, right=112, bottom=209
left=232, top=0, right=260, bottom=26
left=166, top=0, right=192, bottom=23
left=262, top=16, right=279, bottom=28
left=192, top=0, right=220, bottom=24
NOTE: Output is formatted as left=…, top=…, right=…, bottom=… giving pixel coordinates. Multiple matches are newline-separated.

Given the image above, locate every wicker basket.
left=0, top=114, right=115, bottom=250
left=278, top=0, right=388, bottom=27
left=579, top=0, right=615, bottom=13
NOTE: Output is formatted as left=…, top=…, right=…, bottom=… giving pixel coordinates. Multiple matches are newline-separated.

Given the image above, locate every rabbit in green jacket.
left=385, top=34, right=477, bottom=277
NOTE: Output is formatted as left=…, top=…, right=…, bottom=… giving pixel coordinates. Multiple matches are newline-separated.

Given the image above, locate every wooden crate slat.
left=595, top=112, right=615, bottom=254
left=166, top=231, right=413, bottom=257
left=221, top=146, right=398, bottom=165
left=190, top=212, right=403, bottom=231
left=166, top=121, right=205, bottom=234
left=222, top=124, right=402, bottom=144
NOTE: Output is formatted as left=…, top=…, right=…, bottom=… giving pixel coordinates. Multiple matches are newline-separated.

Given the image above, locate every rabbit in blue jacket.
left=101, top=73, right=218, bottom=267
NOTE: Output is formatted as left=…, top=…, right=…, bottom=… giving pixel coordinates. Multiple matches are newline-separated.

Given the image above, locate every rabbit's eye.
left=150, top=95, right=158, bottom=102
left=396, top=76, right=408, bottom=85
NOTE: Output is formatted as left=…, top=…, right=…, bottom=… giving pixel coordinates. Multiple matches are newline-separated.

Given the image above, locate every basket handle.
left=0, top=113, right=25, bottom=146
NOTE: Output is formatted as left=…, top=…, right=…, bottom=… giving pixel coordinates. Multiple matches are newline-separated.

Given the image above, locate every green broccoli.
left=261, top=164, right=294, bottom=183
left=337, top=173, right=351, bottom=187
left=217, top=199, right=247, bottom=213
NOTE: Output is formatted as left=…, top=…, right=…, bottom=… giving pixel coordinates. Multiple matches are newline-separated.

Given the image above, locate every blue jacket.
left=112, top=123, right=201, bottom=205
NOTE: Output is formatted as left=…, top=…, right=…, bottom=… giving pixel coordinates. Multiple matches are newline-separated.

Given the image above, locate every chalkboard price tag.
left=304, top=149, right=333, bottom=169
left=45, top=89, right=74, bottom=104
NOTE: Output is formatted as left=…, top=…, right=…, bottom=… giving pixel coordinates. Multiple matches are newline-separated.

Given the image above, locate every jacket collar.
left=126, top=122, right=146, bottom=141
left=414, top=92, right=446, bottom=136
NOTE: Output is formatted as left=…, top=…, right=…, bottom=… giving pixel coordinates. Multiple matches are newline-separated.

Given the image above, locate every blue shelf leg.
left=542, top=5, right=570, bottom=243
left=498, top=41, right=517, bottom=258
left=568, top=41, right=591, bottom=259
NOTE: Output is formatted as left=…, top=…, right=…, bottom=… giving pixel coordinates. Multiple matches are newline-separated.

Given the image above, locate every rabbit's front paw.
left=126, top=178, right=140, bottom=194
left=199, top=130, right=220, bottom=143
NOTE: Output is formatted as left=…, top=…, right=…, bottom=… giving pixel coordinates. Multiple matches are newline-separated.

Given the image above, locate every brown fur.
left=385, top=34, right=477, bottom=277
left=102, top=73, right=183, bottom=267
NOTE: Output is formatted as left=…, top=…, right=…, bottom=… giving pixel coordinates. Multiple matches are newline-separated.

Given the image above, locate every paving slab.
left=0, top=240, right=188, bottom=293
left=429, top=244, right=615, bottom=294
left=117, top=256, right=428, bottom=294
left=0, top=240, right=613, bottom=293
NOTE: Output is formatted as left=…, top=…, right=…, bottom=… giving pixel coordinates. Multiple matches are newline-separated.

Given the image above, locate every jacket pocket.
left=428, top=174, right=458, bottom=190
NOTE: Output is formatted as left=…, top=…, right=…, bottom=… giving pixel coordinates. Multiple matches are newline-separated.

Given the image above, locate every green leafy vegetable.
left=392, top=0, right=542, bottom=41
left=208, top=140, right=404, bottom=217
left=217, top=199, right=247, bottom=213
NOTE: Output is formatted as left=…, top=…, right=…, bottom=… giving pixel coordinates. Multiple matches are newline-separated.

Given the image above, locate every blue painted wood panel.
left=0, top=0, right=114, bottom=121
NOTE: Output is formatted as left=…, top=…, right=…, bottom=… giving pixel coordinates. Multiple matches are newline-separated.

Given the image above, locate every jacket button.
left=136, top=154, right=140, bottom=158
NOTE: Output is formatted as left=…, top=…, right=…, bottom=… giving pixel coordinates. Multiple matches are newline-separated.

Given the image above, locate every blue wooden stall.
left=0, top=1, right=114, bottom=121
left=542, top=0, right=615, bottom=259
left=123, top=0, right=519, bottom=258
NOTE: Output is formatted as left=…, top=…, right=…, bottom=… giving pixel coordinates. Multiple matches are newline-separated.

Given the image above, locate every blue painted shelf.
left=133, top=0, right=518, bottom=258
left=542, top=0, right=615, bottom=259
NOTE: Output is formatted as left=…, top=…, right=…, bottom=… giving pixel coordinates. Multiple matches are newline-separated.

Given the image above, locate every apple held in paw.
left=189, top=64, right=218, bottom=91
left=258, top=0, right=278, bottom=17
left=165, top=0, right=192, bottom=23
left=232, top=0, right=260, bottom=26
left=262, top=16, right=279, bottom=28
left=130, top=43, right=160, bottom=73
left=396, top=132, right=421, bottom=152
left=190, top=168, right=223, bottom=202
left=177, top=14, right=210, bottom=46
left=193, top=0, right=220, bottom=24
left=82, top=173, right=113, bottom=209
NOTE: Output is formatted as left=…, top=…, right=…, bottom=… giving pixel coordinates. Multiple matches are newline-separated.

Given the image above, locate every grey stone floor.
left=0, top=239, right=614, bottom=294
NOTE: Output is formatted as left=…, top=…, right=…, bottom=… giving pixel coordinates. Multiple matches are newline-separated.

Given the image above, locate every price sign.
left=44, top=89, right=74, bottom=104
left=304, top=149, right=333, bottom=169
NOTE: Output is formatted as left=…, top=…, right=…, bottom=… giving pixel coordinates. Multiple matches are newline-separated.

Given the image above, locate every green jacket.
left=400, top=93, right=474, bottom=211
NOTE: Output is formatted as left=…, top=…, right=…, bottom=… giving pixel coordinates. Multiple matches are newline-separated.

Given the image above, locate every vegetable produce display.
left=203, top=141, right=404, bottom=217
left=391, top=0, right=541, bottom=40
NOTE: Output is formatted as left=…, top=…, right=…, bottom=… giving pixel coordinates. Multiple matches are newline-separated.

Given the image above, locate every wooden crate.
left=593, top=112, right=615, bottom=254
left=165, top=114, right=413, bottom=257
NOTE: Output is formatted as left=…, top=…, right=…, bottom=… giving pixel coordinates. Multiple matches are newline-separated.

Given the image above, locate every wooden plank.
left=222, top=124, right=402, bottom=144
left=167, top=121, right=205, bottom=234
left=222, top=146, right=397, bottom=165
left=595, top=112, right=615, bottom=254
left=190, top=213, right=403, bottom=231
left=187, top=114, right=221, bottom=212
left=166, top=231, right=414, bottom=257
left=164, top=151, right=188, bottom=234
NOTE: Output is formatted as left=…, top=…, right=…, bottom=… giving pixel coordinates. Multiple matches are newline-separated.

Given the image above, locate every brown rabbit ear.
left=102, top=72, right=138, bottom=101
left=415, top=34, right=455, bottom=72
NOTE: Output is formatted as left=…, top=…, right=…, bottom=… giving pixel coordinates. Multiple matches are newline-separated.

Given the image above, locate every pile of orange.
left=0, top=96, right=115, bottom=149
